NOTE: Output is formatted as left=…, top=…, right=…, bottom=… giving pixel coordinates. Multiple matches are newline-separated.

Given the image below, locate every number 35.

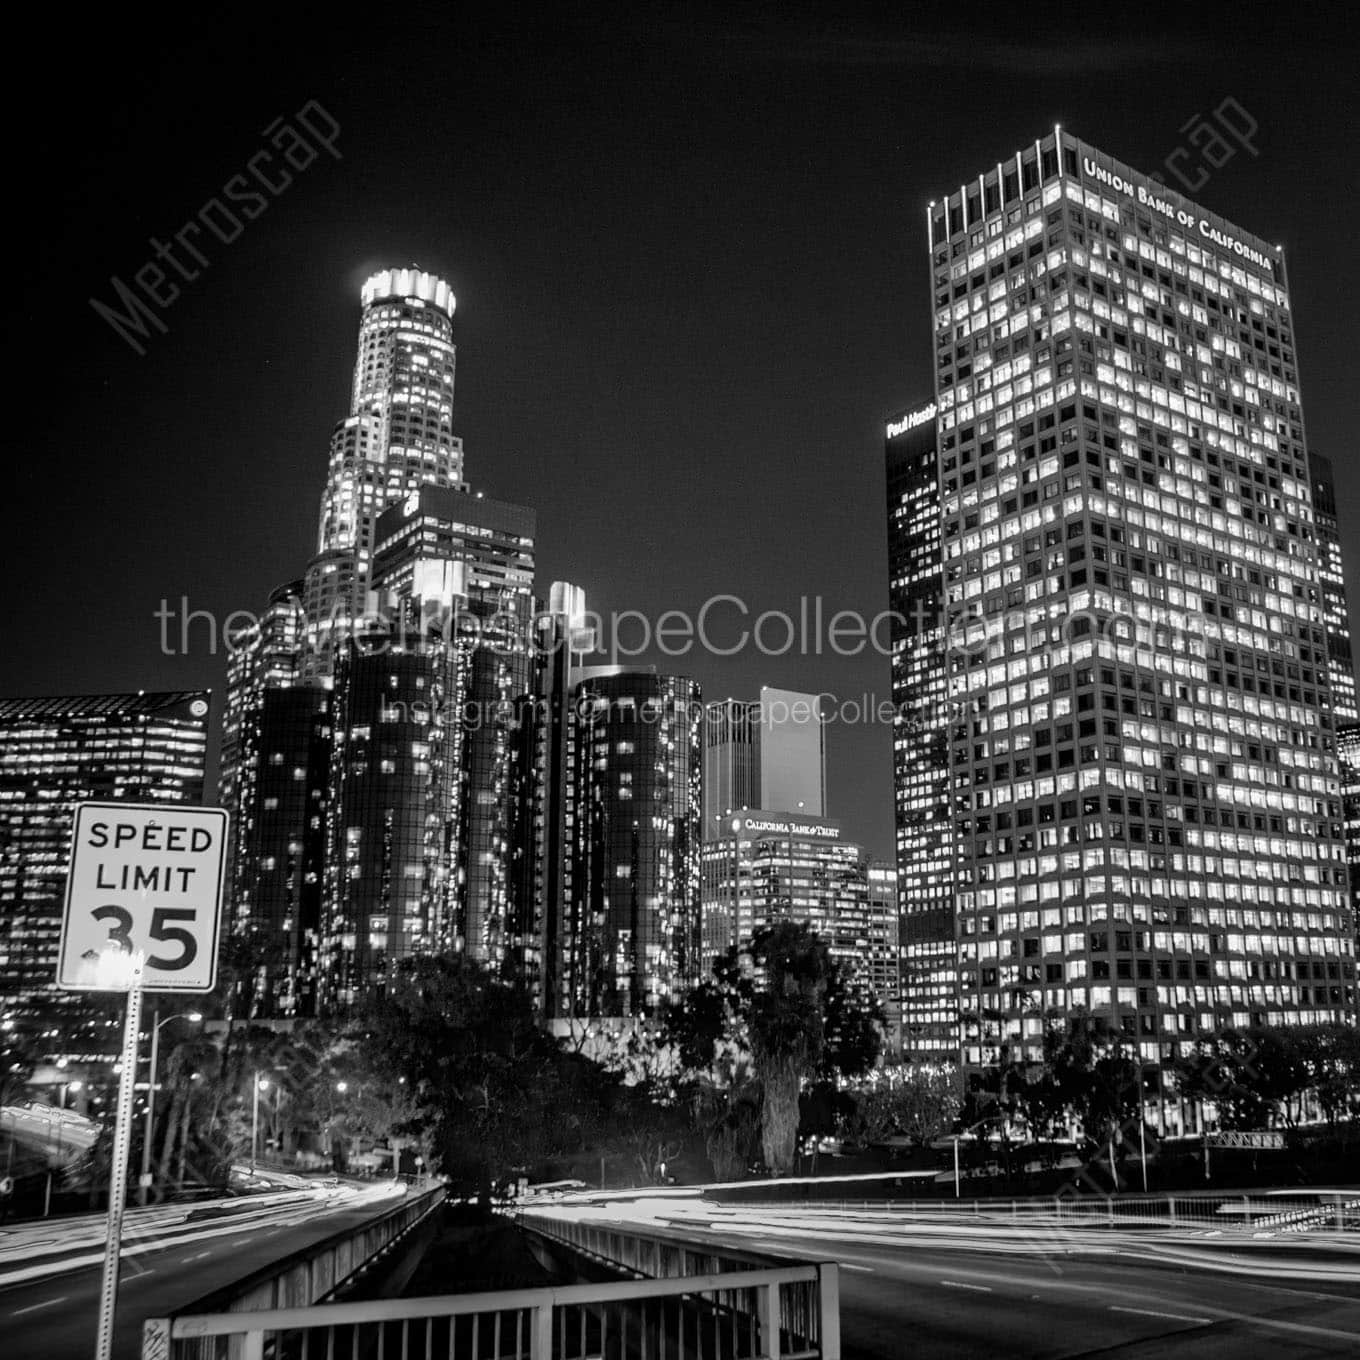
left=91, top=905, right=198, bottom=970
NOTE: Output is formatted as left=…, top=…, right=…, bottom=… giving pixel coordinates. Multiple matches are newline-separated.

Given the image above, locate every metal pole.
left=1139, top=1113, right=1148, bottom=1194
left=95, top=965, right=143, bottom=1360
left=953, top=1138, right=960, bottom=1198
left=251, top=1074, right=260, bottom=1173
left=139, top=1005, right=160, bottom=1207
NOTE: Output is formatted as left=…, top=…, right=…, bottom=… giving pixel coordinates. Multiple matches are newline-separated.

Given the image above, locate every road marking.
left=840, top=1263, right=874, bottom=1273
left=125, top=1268, right=157, bottom=1282
left=181, top=1251, right=211, bottom=1263
left=231, top=1237, right=254, bottom=1246
left=1111, top=1306, right=1210, bottom=1324
left=12, top=1296, right=67, bottom=1316
left=940, top=1280, right=992, bottom=1292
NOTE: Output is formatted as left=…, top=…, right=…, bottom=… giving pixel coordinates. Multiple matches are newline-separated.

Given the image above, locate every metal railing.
left=144, top=1184, right=445, bottom=1357
left=518, top=1210, right=789, bottom=1279
left=145, top=1264, right=840, bottom=1360
left=743, top=1191, right=1358, bottom=1232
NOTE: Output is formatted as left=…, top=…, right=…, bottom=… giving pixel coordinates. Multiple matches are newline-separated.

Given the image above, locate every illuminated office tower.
left=303, top=269, right=463, bottom=676
left=867, top=860, right=903, bottom=1055
left=700, top=812, right=892, bottom=1007
left=219, top=581, right=306, bottom=834
left=219, top=581, right=316, bottom=1014
left=525, top=583, right=594, bottom=1016
left=370, top=485, right=537, bottom=973
left=319, top=628, right=464, bottom=1011
left=885, top=401, right=959, bottom=1061
left=923, top=130, right=1354, bottom=1087
left=1337, top=725, right=1360, bottom=936
left=1309, top=454, right=1357, bottom=723
left=0, top=692, right=209, bottom=1017
left=562, top=668, right=702, bottom=1017
left=703, top=699, right=760, bottom=830
left=228, top=685, right=330, bottom=1018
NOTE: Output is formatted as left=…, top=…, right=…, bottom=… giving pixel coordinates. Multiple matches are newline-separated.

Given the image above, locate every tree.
left=1177, top=1026, right=1308, bottom=1131
left=846, top=1065, right=962, bottom=1147
left=353, top=954, right=623, bottom=1190
left=1045, top=1012, right=1139, bottom=1168
left=1293, top=1023, right=1360, bottom=1129
left=664, top=923, right=883, bottom=1176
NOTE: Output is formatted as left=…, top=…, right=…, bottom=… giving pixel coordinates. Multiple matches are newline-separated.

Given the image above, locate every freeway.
left=0, top=1181, right=407, bottom=1359
left=537, top=1197, right=1360, bottom=1358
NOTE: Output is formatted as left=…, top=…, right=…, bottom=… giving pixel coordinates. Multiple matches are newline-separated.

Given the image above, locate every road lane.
left=1, top=1186, right=407, bottom=1360
left=591, top=1207, right=1360, bottom=1358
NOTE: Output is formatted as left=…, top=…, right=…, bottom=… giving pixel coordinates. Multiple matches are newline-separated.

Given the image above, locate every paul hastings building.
left=889, top=129, right=1355, bottom=1111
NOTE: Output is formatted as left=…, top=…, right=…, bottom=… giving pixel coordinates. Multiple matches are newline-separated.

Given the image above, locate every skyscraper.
left=303, top=269, right=463, bottom=677
left=867, top=861, right=903, bottom=1055
left=701, top=811, right=890, bottom=1008
left=523, top=582, right=595, bottom=1015
left=319, top=631, right=462, bottom=1010
left=218, top=581, right=327, bottom=1017
left=897, top=130, right=1354, bottom=1095
left=886, top=401, right=959, bottom=1062
left=220, top=270, right=557, bottom=1012
left=371, top=485, right=537, bottom=971
left=758, top=686, right=826, bottom=816
left=703, top=698, right=760, bottom=830
left=560, top=667, right=702, bottom=1018
left=1309, top=453, right=1357, bottom=724
left=0, top=692, right=210, bottom=1015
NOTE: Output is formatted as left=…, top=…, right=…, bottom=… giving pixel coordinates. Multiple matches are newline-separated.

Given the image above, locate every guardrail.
left=756, top=1191, right=1357, bottom=1232
left=143, top=1183, right=445, bottom=1358
left=518, top=1209, right=790, bottom=1278
left=148, top=1265, right=838, bottom=1360
left=515, top=1208, right=838, bottom=1360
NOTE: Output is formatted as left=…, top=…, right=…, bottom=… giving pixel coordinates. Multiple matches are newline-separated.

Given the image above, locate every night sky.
left=12, top=8, right=1358, bottom=860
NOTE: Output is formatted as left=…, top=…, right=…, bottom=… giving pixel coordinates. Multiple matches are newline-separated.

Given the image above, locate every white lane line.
left=940, top=1280, right=992, bottom=1292
left=11, top=1295, right=68, bottom=1316
left=231, top=1238, right=254, bottom=1247
left=181, top=1251, right=211, bottom=1263
left=841, top=1263, right=874, bottom=1273
left=1111, top=1306, right=1210, bottom=1324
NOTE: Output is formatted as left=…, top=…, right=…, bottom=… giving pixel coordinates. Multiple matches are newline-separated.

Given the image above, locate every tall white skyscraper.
left=303, top=268, right=464, bottom=675
left=891, top=129, right=1355, bottom=1110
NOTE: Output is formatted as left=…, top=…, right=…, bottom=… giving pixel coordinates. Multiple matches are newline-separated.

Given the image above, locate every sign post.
left=96, top=960, right=143, bottom=1360
left=56, top=802, right=226, bottom=1360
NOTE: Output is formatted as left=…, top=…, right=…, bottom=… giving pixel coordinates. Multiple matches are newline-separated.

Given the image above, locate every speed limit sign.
left=56, top=802, right=227, bottom=992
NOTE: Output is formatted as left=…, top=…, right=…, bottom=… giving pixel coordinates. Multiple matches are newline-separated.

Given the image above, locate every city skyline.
left=12, top=12, right=1360, bottom=865
left=3, top=18, right=1358, bottom=1356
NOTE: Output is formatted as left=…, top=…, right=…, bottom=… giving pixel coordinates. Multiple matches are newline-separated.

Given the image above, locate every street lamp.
left=251, top=1075, right=270, bottom=1173
left=139, top=1009, right=203, bottom=1206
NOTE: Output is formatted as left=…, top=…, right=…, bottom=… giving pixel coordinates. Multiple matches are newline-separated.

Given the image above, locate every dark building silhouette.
left=563, top=668, right=702, bottom=1018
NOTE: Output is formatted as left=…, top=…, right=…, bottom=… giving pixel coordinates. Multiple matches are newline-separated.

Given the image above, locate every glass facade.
left=372, top=485, right=538, bottom=975
left=916, top=131, right=1355, bottom=1080
left=228, top=685, right=329, bottom=1018
left=562, top=669, right=702, bottom=1018
left=1309, top=453, right=1356, bottom=724
left=886, top=403, right=960, bottom=1061
left=703, top=698, right=760, bottom=832
left=320, top=638, right=461, bottom=1009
